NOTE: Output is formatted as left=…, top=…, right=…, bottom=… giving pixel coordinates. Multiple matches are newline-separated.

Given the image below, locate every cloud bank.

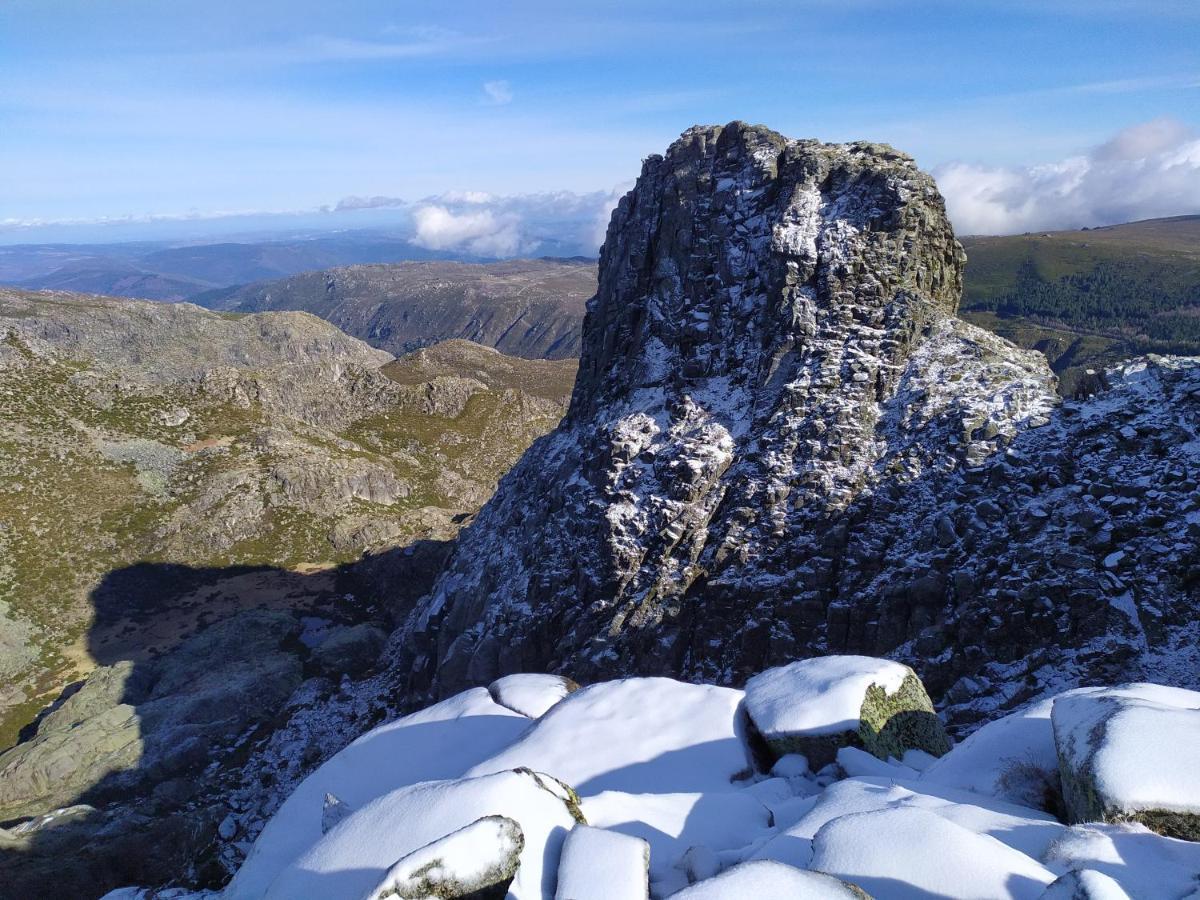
left=404, top=187, right=631, bottom=258
left=937, top=118, right=1200, bottom=235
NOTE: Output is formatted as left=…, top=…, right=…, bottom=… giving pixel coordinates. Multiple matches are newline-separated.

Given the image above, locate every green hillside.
left=960, top=216, right=1200, bottom=394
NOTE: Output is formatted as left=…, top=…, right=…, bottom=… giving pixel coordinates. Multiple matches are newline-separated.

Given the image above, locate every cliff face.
left=392, top=123, right=1200, bottom=727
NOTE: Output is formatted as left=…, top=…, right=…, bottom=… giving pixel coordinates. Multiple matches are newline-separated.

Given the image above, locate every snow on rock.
left=554, top=824, right=649, bottom=900
left=465, top=678, right=751, bottom=794
left=744, top=656, right=949, bottom=767
left=671, top=860, right=868, bottom=899
left=261, top=769, right=579, bottom=900
left=1041, top=869, right=1131, bottom=900
left=490, top=674, right=579, bottom=718
left=752, top=776, right=1064, bottom=872
left=581, top=790, right=771, bottom=892
left=1044, top=821, right=1200, bottom=899
left=224, top=688, right=529, bottom=899
left=1053, top=687, right=1200, bottom=839
left=362, top=814, right=523, bottom=900
left=810, top=806, right=1056, bottom=899
left=209, top=675, right=1200, bottom=900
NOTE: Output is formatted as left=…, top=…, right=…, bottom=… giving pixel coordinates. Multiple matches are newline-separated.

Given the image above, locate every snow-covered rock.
left=1053, top=687, right=1200, bottom=839
left=744, top=656, right=949, bottom=767
left=261, top=769, right=580, bottom=900
left=581, top=790, right=771, bottom=892
left=224, top=688, right=530, bottom=899
left=491, top=674, right=579, bottom=718
left=1040, top=869, right=1131, bottom=900
left=1045, top=821, right=1200, bottom=899
left=362, top=815, right=524, bottom=900
left=204, top=676, right=1200, bottom=900
left=465, top=678, right=751, bottom=794
left=810, top=806, right=1056, bottom=899
left=671, top=860, right=867, bottom=898
left=555, top=824, right=649, bottom=900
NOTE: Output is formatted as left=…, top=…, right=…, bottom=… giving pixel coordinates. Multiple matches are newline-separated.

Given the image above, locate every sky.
left=1, top=0, right=1198, bottom=247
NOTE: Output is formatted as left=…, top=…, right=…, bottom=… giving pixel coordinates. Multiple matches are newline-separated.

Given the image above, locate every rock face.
left=386, top=122, right=1200, bottom=729
left=0, top=610, right=302, bottom=822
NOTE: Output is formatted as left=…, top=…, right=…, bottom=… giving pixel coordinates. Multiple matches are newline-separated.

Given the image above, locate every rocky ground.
left=0, top=289, right=575, bottom=751
left=196, top=258, right=597, bottom=360
left=2, top=122, right=1198, bottom=898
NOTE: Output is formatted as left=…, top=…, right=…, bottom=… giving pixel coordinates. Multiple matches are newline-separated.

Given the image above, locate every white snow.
left=209, top=676, right=1200, bottom=900
left=1053, top=688, right=1200, bottom=816
left=1045, top=822, right=1200, bottom=899
left=744, top=656, right=912, bottom=738
left=262, top=770, right=577, bottom=900
left=466, top=678, right=750, bottom=794
left=581, top=790, right=770, bottom=886
left=224, top=688, right=529, bottom=899
left=810, top=806, right=1056, bottom=899
left=554, top=824, right=648, bottom=900
left=1041, top=869, right=1131, bottom=900
left=672, top=859, right=863, bottom=898
left=490, top=674, right=576, bottom=718
left=362, top=815, right=522, bottom=900
left=920, top=693, right=1063, bottom=805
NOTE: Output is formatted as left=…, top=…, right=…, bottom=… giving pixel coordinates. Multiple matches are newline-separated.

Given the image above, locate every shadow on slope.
left=0, top=538, right=454, bottom=899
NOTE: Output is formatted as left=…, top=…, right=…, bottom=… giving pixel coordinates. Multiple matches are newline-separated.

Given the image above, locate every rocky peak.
left=573, top=122, right=962, bottom=420
left=385, top=123, right=1196, bottom=733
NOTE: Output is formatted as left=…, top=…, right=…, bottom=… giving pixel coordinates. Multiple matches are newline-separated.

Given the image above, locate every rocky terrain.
left=196, top=258, right=596, bottom=359
left=391, top=122, right=1199, bottom=731
left=0, top=290, right=575, bottom=750
left=2, top=122, right=1198, bottom=898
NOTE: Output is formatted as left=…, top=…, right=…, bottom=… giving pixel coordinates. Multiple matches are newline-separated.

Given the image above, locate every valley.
left=0, top=290, right=575, bottom=748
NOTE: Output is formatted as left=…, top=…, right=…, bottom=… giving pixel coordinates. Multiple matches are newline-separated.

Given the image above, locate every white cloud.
left=936, top=118, right=1200, bottom=235
left=411, top=204, right=524, bottom=256
left=482, top=80, right=514, bottom=105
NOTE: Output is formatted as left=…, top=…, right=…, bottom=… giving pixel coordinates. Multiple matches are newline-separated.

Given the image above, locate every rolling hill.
left=960, top=215, right=1200, bottom=394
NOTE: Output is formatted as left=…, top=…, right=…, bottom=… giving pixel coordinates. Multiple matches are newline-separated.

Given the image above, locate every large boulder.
left=464, top=678, right=751, bottom=795
left=1052, top=686, right=1200, bottom=839
left=261, top=769, right=584, bottom=900
left=489, top=673, right=579, bottom=718
left=809, top=806, right=1055, bottom=899
left=225, top=688, right=530, bottom=900
left=744, top=656, right=950, bottom=768
left=363, top=815, right=524, bottom=900
left=555, top=823, right=649, bottom=900
left=671, top=860, right=869, bottom=899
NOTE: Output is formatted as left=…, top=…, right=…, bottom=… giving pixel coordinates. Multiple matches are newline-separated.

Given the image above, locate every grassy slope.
left=960, top=216, right=1200, bottom=394
left=0, top=320, right=576, bottom=747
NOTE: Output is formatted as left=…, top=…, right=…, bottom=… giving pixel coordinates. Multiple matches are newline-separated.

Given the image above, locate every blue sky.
left=1, top=0, right=1198, bottom=241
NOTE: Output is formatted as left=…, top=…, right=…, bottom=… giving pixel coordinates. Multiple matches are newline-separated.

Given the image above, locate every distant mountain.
left=0, top=232, right=486, bottom=302
left=200, top=258, right=597, bottom=360
left=960, top=215, right=1200, bottom=394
